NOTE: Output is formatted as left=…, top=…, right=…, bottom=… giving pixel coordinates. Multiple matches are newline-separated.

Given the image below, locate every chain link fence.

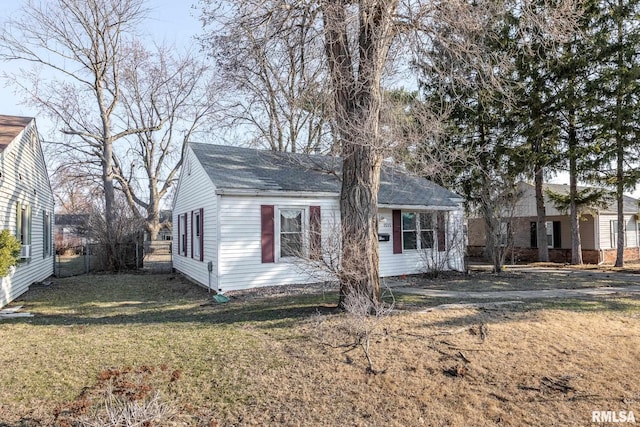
left=54, top=241, right=172, bottom=277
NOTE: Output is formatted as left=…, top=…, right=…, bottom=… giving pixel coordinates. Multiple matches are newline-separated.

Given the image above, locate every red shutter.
left=310, top=206, right=321, bottom=259
left=190, top=210, right=194, bottom=258
left=392, top=209, right=402, bottom=254
left=261, top=205, right=275, bottom=263
left=177, top=214, right=181, bottom=255
left=199, top=208, right=204, bottom=261
left=437, top=212, right=446, bottom=252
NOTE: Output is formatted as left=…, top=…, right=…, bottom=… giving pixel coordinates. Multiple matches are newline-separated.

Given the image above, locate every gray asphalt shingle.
left=190, top=143, right=462, bottom=208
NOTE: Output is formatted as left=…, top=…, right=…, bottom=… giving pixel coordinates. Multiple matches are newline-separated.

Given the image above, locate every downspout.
left=216, top=194, right=222, bottom=293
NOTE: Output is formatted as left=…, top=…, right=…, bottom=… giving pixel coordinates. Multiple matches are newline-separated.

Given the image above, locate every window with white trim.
left=279, top=208, right=304, bottom=258
left=610, top=220, right=627, bottom=248
left=16, top=203, right=31, bottom=245
left=402, top=212, right=435, bottom=250
left=193, top=210, right=201, bottom=259
left=178, top=213, right=187, bottom=256
left=546, top=221, right=554, bottom=248
left=16, top=203, right=31, bottom=259
left=43, top=210, right=52, bottom=257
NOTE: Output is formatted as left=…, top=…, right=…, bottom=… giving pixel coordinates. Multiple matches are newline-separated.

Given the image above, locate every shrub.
left=0, top=230, right=21, bottom=277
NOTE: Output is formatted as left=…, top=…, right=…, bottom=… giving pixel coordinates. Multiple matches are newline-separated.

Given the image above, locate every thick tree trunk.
left=101, top=117, right=118, bottom=270
left=339, top=145, right=382, bottom=303
left=146, top=177, right=161, bottom=241
left=615, top=148, right=625, bottom=267
left=534, top=167, right=549, bottom=262
left=614, top=13, right=625, bottom=268
left=322, top=1, right=397, bottom=305
left=568, top=108, right=582, bottom=264
left=569, top=171, right=582, bottom=265
left=146, top=217, right=161, bottom=241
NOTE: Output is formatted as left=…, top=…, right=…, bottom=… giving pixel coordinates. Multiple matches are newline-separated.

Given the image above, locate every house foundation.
left=468, top=246, right=640, bottom=265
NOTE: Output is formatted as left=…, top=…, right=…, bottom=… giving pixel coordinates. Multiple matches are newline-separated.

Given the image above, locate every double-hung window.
left=279, top=209, right=304, bottom=258
left=192, top=209, right=203, bottom=261
left=402, top=213, right=418, bottom=250
left=16, top=203, right=31, bottom=258
left=177, top=213, right=188, bottom=256
left=546, top=221, right=554, bottom=248
left=43, top=210, right=52, bottom=257
left=610, top=220, right=627, bottom=248
left=402, top=212, right=435, bottom=250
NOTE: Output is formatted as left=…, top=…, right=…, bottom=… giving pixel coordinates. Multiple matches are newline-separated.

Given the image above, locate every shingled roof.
left=189, top=143, right=462, bottom=208
left=0, top=115, right=33, bottom=153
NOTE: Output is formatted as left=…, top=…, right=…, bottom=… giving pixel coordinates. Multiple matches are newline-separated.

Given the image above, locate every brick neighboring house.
left=468, top=182, right=640, bottom=264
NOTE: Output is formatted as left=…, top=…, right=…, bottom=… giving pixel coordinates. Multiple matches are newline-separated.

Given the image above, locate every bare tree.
left=113, top=43, right=218, bottom=240
left=418, top=211, right=466, bottom=276
left=200, top=3, right=333, bottom=153
left=0, top=0, right=156, bottom=266
left=476, top=176, right=521, bottom=272
left=50, top=164, right=101, bottom=215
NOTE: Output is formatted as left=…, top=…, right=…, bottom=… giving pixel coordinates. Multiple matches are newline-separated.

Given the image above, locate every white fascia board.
left=378, top=204, right=459, bottom=211
left=215, top=189, right=339, bottom=198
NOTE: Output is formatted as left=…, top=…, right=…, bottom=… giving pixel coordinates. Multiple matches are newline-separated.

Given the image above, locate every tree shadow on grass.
left=4, top=292, right=342, bottom=329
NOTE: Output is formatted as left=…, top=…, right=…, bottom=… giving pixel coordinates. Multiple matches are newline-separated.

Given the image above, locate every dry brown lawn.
left=0, top=273, right=638, bottom=426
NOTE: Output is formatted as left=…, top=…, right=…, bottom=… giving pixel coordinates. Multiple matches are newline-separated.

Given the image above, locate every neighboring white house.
left=172, top=143, right=465, bottom=293
left=0, top=115, right=54, bottom=307
left=468, top=182, right=640, bottom=264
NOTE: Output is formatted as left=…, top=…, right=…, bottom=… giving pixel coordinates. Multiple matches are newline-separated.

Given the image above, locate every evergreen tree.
left=547, top=0, right=599, bottom=265
left=586, top=0, right=640, bottom=266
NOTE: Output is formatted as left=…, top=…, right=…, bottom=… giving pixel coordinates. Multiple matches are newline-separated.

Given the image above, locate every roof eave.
left=215, top=188, right=339, bottom=198
left=378, top=204, right=460, bottom=211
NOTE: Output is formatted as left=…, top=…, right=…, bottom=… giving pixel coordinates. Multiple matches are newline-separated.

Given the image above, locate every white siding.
left=378, top=207, right=465, bottom=278
left=0, top=121, right=54, bottom=307
left=513, top=183, right=565, bottom=217
left=218, top=195, right=339, bottom=291
left=598, top=213, right=640, bottom=249
left=172, top=147, right=218, bottom=290
left=218, top=199, right=465, bottom=291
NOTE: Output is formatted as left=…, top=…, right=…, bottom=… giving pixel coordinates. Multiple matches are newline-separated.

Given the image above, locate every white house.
left=172, top=143, right=465, bottom=292
left=0, top=115, right=54, bottom=307
left=468, top=182, right=640, bottom=264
